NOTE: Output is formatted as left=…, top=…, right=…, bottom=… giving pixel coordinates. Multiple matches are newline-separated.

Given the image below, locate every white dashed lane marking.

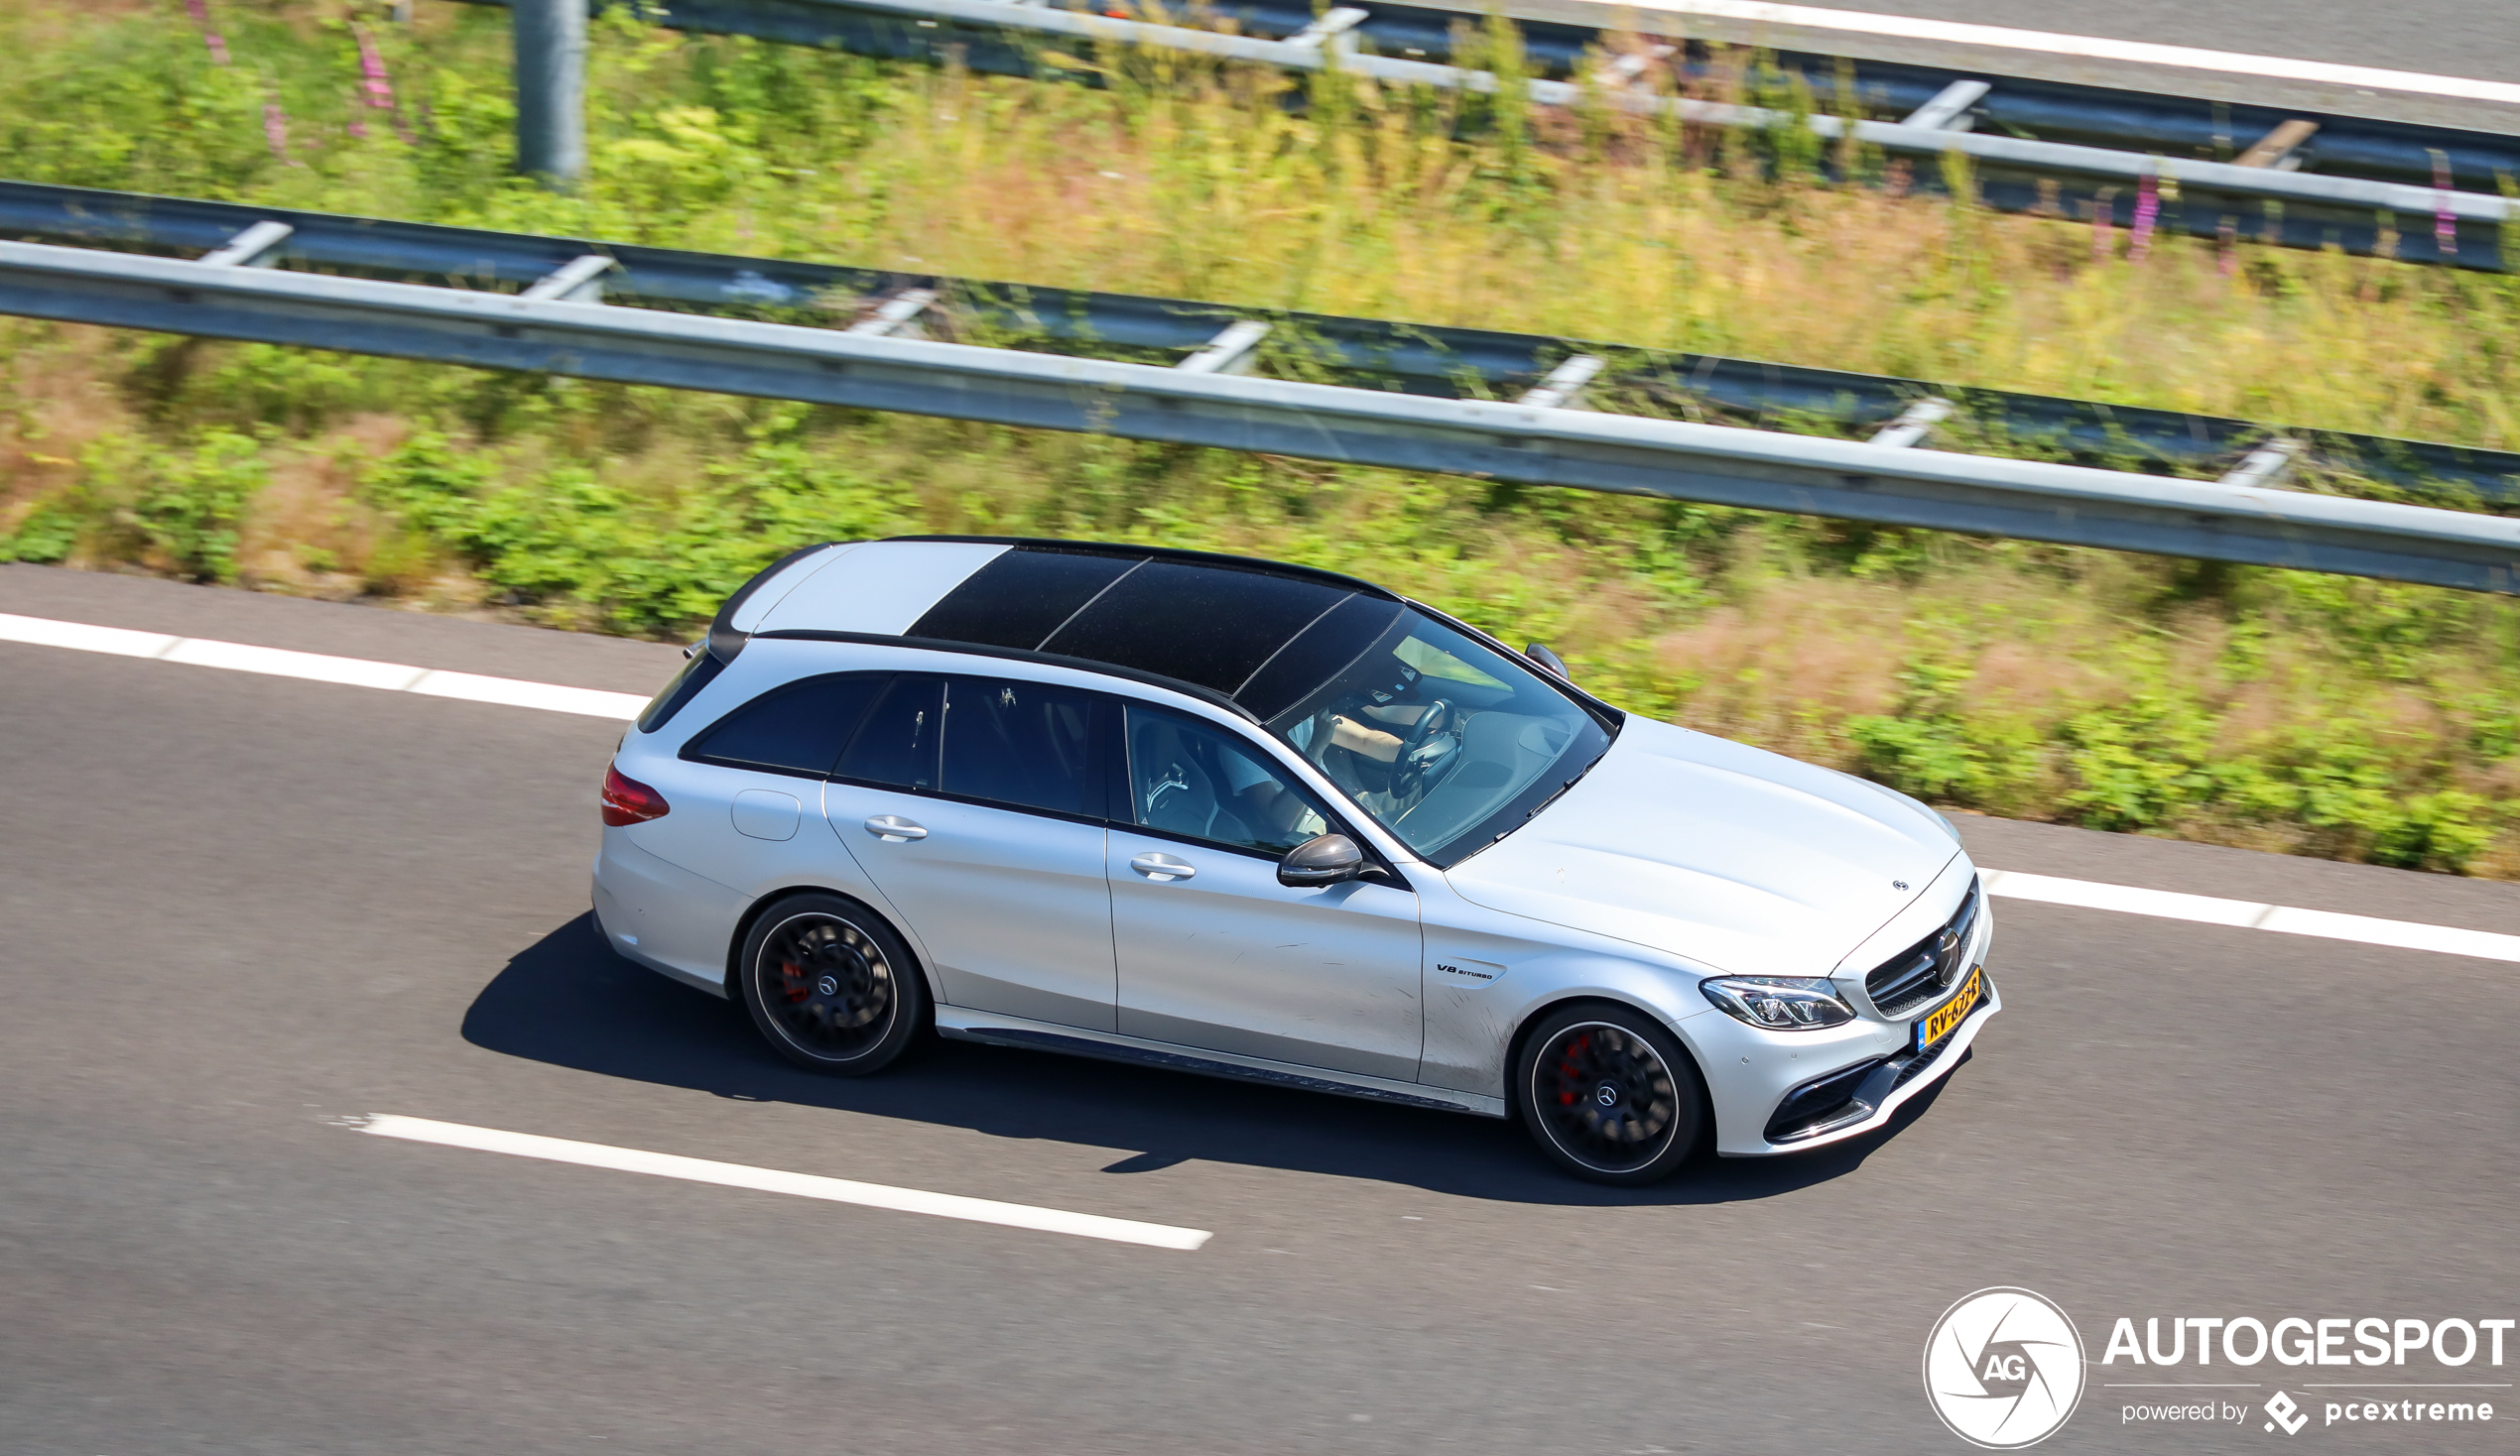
left=347, top=1115, right=1213, bottom=1250
left=1980, top=871, right=2520, bottom=964
left=0, top=612, right=649, bottom=719
left=10, top=609, right=2519, bottom=965
left=1628, top=1, right=2520, bottom=105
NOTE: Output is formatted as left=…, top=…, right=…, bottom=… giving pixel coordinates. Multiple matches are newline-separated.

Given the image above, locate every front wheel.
left=737, top=893, right=928, bottom=1075
left=1513, top=1004, right=1706, bottom=1185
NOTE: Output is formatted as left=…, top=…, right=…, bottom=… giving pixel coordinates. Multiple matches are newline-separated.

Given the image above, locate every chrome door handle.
left=1128, top=852, right=1196, bottom=882
left=863, top=814, right=928, bottom=842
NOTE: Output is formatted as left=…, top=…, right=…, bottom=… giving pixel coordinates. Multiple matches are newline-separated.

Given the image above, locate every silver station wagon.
left=592, top=538, right=1996, bottom=1183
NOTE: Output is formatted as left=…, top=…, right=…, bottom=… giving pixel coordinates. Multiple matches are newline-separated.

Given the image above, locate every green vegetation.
left=2, top=0, right=2517, bottom=874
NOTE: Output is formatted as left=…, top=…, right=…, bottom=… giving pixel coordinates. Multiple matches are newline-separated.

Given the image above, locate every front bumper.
left=1694, top=972, right=2000, bottom=1156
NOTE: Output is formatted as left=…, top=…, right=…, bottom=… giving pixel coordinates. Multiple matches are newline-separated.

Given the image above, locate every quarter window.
left=942, top=677, right=1108, bottom=818
left=684, top=671, right=889, bottom=778
left=1124, top=706, right=1330, bottom=856
left=837, top=674, right=944, bottom=790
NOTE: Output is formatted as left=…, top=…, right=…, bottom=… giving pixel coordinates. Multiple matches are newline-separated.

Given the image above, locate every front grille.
left=1865, top=883, right=1981, bottom=1019
left=1763, top=1056, right=1885, bottom=1143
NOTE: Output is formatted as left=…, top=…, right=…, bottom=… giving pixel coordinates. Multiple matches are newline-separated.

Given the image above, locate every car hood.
left=1442, top=718, right=1961, bottom=977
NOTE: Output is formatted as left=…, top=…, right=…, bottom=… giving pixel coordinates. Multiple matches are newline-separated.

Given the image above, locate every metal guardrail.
left=6, top=180, right=2514, bottom=506
left=1, top=233, right=2514, bottom=593
left=454, top=0, right=2520, bottom=270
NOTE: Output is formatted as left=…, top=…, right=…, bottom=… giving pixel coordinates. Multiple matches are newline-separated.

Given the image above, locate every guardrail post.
left=197, top=220, right=295, bottom=269
left=1869, top=397, right=1955, bottom=448
left=1902, top=80, right=1989, bottom=133
left=1518, top=355, right=1605, bottom=410
left=1178, top=320, right=1271, bottom=376
left=2219, top=437, right=2303, bottom=489
left=520, top=253, right=617, bottom=303
left=847, top=288, right=940, bottom=338
left=513, top=0, right=586, bottom=189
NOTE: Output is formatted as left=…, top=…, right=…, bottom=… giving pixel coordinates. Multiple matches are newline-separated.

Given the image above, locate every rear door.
left=1106, top=705, right=1424, bottom=1080
left=822, top=673, right=1120, bottom=1031
left=632, top=670, right=892, bottom=896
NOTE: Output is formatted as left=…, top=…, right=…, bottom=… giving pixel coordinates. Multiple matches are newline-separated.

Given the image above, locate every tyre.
left=1513, top=1003, right=1706, bottom=1185
left=737, top=893, right=928, bottom=1075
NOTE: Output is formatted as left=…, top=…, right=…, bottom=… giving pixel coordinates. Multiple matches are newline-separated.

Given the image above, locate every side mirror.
left=1279, top=832, right=1366, bottom=888
left=1525, top=642, right=1572, bottom=680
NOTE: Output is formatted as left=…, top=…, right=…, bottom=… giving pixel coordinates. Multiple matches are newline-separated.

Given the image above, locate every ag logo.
left=1924, top=1287, right=2087, bottom=1448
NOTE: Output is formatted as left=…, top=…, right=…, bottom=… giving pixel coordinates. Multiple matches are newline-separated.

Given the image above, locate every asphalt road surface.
left=1499, top=0, right=2520, bottom=132
left=4, top=564, right=2516, bottom=1454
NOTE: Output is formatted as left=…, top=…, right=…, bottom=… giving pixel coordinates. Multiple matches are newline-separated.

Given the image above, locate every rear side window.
left=942, top=677, right=1108, bottom=819
left=837, top=674, right=944, bottom=790
left=685, top=672, right=889, bottom=778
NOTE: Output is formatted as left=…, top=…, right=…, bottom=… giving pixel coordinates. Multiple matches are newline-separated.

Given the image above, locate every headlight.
left=1700, top=976, right=1856, bottom=1030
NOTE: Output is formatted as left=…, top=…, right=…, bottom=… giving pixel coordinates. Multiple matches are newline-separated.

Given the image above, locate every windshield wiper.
left=1524, top=773, right=1585, bottom=820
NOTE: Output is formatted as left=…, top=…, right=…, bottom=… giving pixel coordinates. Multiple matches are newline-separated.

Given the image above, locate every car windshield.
left=1266, top=610, right=1612, bottom=867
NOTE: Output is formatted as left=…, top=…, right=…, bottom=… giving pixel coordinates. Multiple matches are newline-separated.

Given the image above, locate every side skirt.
left=933, top=1008, right=1509, bottom=1119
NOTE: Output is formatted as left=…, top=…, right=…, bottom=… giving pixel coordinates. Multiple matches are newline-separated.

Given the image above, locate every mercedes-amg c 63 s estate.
left=591, top=537, right=1995, bottom=1183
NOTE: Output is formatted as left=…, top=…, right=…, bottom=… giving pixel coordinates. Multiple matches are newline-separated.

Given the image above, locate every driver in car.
left=1285, top=669, right=1455, bottom=802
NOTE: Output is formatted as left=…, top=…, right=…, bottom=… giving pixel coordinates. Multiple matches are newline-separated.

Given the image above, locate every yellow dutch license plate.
left=1914, top=965, right=1983, bottom=1053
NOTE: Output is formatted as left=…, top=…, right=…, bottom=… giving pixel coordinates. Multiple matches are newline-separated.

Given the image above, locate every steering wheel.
left=1390, top=698, right=1456, bottom=799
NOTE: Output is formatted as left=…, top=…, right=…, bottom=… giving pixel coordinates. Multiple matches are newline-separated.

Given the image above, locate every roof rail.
left=883, top=536, right=1402, bottom=600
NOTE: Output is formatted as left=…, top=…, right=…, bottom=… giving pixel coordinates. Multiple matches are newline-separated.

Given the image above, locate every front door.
left=823, top=673, right=1118, bottom=1031
left=1107, top=706, right=1423, bottom=1081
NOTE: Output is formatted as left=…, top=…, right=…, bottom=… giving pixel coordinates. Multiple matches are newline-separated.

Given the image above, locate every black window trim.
left=752, top=629, right=1263, bottom=723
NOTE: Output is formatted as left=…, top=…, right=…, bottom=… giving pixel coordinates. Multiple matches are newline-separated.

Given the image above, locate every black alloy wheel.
left=737, top=893, right=928, bottom=1074
left=1513, top=1004, right=1705, bottom=1184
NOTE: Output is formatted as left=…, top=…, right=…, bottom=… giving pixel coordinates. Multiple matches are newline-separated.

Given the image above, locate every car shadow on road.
left=462, top=915, right=1959, bottom=1208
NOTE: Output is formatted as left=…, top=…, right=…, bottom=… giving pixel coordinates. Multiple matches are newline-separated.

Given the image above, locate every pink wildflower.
left=185, top=0, right=230, bottom=65
left=2129, top=173, right=2159, bottom=263
left=353, top=24, right=394, bottom=109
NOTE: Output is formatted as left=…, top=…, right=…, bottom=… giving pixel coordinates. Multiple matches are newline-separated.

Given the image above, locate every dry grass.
left=2, top=3, right=2517, bottom=873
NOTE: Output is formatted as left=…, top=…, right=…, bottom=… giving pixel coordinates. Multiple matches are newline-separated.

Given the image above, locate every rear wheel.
left=737, top=893, right=927, bottom=1075
left=1513, top=1003, right=1705, bottom=1185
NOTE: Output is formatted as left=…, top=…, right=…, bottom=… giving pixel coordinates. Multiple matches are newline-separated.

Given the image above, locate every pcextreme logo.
left=1924, top=1287, right=2088, bottom=1449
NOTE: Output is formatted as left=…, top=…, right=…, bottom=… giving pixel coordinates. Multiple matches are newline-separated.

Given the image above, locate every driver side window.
left=1123, top=706, right=1331, bottom=857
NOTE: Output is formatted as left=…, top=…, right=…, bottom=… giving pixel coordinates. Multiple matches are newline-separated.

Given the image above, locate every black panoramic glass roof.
left=1039, top=560, right=1350, bottom=695
left=880, top=542, right=1407, bottom=708
left=906, top=548, right=1143, bottom=650
left=1236, top=594, right=1406, bottom=721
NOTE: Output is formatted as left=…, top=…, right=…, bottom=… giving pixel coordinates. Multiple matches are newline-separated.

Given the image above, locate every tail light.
left=601, top=765, right=670, bottom=826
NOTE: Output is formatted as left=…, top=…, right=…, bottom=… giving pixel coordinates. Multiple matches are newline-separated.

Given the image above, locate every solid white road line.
left=1981, top=870, right=2520, bottom=964
left=1625, top=1, right=2520, bottom=107
left=10, top=607, right=2520, bottom=965
left=350, top=1115, right=1214, bottom=1250
left=0, top=611, right=650, bottom=719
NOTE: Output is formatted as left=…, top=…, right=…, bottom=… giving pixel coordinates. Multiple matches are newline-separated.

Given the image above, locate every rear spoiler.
left=703, top=542, right=850, bottom=664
